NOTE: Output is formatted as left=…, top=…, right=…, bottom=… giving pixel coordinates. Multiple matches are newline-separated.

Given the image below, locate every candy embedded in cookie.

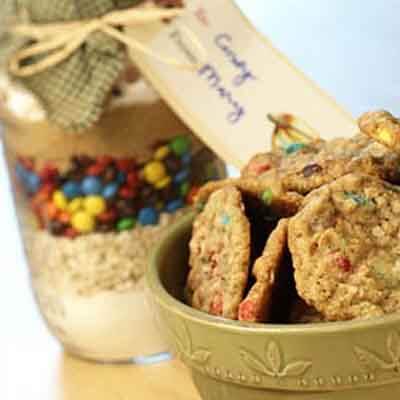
left=186, top=186, right=251, bottom=319
left=238, top=219, right=289, bottom=322
left=242, top=134, right=400, bottom=195
left=194, top=177, right=303, bottom=218
left=359, top=110, right=400, bottom=153
left=288, top=173, right=400, bottom=321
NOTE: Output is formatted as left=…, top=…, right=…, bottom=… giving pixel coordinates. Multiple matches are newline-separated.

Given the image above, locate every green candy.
left=180, top=182, right=190, bottom=197
left=170, top=135, right=191, bottom=156
left=116, top=217, right=136, bottom=231
left=261, top=188, right=273, bottom=205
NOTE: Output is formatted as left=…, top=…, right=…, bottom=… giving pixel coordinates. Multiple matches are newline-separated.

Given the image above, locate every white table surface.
left=1, top=1, right=400, bottom=398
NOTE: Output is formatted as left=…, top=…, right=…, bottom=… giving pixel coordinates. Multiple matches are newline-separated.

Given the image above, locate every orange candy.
left=186, top=186, right=200, bottom=205
left=45, top=202, right=59, bottom=220
left=58, top=212, right=71, bottom=224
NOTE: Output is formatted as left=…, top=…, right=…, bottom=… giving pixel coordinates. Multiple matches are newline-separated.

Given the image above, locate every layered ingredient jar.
left=0, top=72, right=225, bottom=362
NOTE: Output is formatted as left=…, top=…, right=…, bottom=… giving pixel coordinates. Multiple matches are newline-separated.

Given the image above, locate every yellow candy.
left=71, top=211, right=95, bottom=233
left=154, top=145, right=170, bottom=160
left=144, top=161, right=167, bottom=184
left=67, top=197, right=84, bottom=213
left=83, top=195, right=106, bottom=216
left=53, top=191, right=68, bottom=210
left=155, top=176, right=172, bottom=190
left=377, top=127, right=393, bottom=145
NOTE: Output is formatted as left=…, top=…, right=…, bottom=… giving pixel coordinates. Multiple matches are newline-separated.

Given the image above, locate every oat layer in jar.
left=0, top=73, right=225, bottom=362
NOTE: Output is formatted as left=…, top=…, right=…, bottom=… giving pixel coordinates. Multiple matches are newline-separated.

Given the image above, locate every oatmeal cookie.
left=359, top=110, right=400, bottom=153
left=195, top=177, right=303, bottom=218
left=238, top=219, right=289, bottom=322
left=289, top=173, right=400, bottom=321
left=186, top=186, right=251, bottom=319
left=242, top=134, right=400, bottom=194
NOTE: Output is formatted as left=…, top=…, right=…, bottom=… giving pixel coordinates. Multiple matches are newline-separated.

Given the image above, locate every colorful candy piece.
left=97, top=209, right=118, bottom=223
left=154, top=145, right=170, bottom=160
left=174, top=169, right=190, bottom=184
left=181, top=153, right=191, bottom=165
left=64, top=227, right=79, bottom=239
left=87, top=163, right=106, bottom=176
left=126, top=171, right=139, bottom=187
left=116, top=158, right=136, bottom=172
left=119, top=186, right=136, bottom=199
left=138, top=207, right=159, bottom=225
left=144, top=161, right=167, bottom=184
left=71, top=211, right=95, bottom=233
left=117, top=171, right=126, bottom=184
left=26, top=172, right=41, bottom=193
left=83, top=196, right=106, bottom=216
left=102, top=182, right=119, bottom=199
left=53, top=190, right=68, bottom=210
left=261, top=188, right=273, bottom=206
left=62, top=181, right=82, bottom=199
left=116, top=217, right=136, bottom=231
left=285, top=143, right=306, bottom=155
left=165, top=198, right=184, bottom=213
left=67, top=197, right=84, bottom=213
left=169, top=135, right=190, bottom=156
left=81, top=176, right=103, bottom=195
left=154, top=176, right=171, bottom=190
left=39, top=164, right=58, bottom=182
left=179, top=182, right=190, bottom=197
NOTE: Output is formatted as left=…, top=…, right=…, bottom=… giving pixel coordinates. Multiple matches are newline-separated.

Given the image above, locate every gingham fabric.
left=0, top=0, right=142, bottom=132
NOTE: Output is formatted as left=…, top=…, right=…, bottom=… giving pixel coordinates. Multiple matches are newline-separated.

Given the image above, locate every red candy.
left=58, top=212, right=71, bottom=224
left=44, top=202, right=59, bottom=220
left=249, top=162, right=271, bottom=176
left=39, top=164, right=58, bottom=182
left=97, top=155, right=113, bottom=166
left=64, top=227, right=79, bottom=239
left=210, top=293, right=223, bottom=316
left=119, top=186, right=136, bottom=199
left=335, top=254, right=352, bottom=272
left=116, top=158, right=136, bottom=172
left=97, top=209, right=118, bottom=223
left=238, top=299, right=256, bottom=321
left=87, top=163, right=106, bottom=176
left=126, top=171, right=139, bottom=187
left=187, top=186, right=200, bottom=205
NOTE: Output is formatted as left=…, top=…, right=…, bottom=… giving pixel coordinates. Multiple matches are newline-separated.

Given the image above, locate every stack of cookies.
left=185, top=110, right=400, bottom=323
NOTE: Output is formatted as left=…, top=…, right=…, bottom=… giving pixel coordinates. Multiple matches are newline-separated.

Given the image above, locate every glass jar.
left=0, top=73, right=225, bottom=362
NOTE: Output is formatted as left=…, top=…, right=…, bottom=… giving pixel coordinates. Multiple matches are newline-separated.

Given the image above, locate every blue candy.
left=15, top=164, right=28, bottom=181
left=102, top=182, right=119, bottom=199
left=138, top=207, right=159, bottom=226
left=285, top=143, right=306, bottom=155
left=26, top=173, right=41, bottom=194
left=81, top=176, right=103, bottom=195
left=62, top=181, right=82, bottom=199
left=165, top=199, right=184, bottom=213
left=174, top=169, right=190, bottom=184
left=181, top=153, right=191, bottom=165
left=117, top=171, right=126, bottom=184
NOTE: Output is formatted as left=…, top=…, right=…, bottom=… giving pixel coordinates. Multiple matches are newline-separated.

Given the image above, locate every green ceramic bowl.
left=147, top=213, right=400, bottom=399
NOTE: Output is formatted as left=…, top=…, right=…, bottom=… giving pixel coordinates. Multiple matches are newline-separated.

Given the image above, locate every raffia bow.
left=9, top=6, right=206, bottom=77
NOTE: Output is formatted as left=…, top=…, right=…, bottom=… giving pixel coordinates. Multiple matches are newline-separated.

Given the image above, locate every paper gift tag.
left=128, top=0, right=358, bottom=168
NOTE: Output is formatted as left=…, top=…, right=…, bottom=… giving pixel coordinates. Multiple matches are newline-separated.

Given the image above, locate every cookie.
left=289, top=173, right=400, bottom=321
left=186, top=186, right=251, bottom=319
left=238, top=219, right=289, bottom=322
left=195, top=177, right=303, bottom=218
left=242, top=134, right=400, bottom=194
left=359, top=110, right=400, bottom=153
